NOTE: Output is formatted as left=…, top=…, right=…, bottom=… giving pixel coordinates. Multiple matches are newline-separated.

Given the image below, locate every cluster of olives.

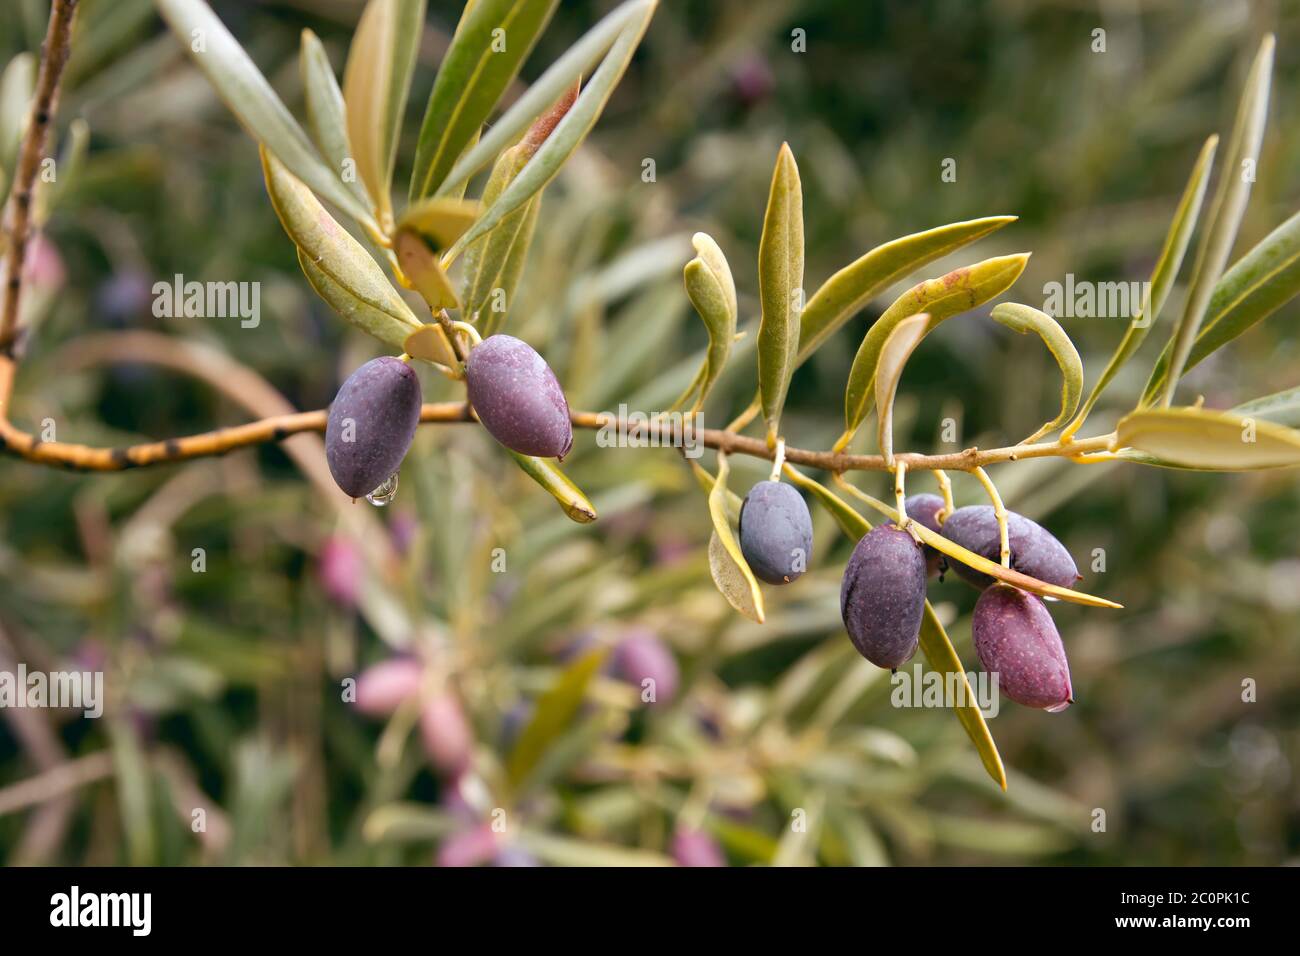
left=737, top=480, right=1078, bottom=712
left=325, top=334, right=572, bottom=500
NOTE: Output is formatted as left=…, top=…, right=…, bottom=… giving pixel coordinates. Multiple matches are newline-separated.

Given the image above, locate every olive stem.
left=932, top=468, right=954, bottom=525
left=893, top=461, right=910, bottom=531
left=972, top=466, right=1011, bottom=568
left=768, top=438, right=786, bottom=482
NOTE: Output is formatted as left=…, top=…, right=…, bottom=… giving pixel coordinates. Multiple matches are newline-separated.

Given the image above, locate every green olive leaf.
left=798, top=215, right=1016, bottom=367
left=690, top=460, right=742, bottom=520
left=262, top=147, right=420, bottom=349
left=155, top=0, right=375, bottom=231
left=507, top=646, right=608, bottom=790
left=706, top=455, right=765, bottom=623
left=1157, top=34, right=1274, bottom=407
left=1064, top=135, right=1216, bottom=438
left=1113, top=406, right=1300, bottom=470
left=873, top=313, right=929, bottom=462
left=343, top=0, right=425, bottom=225
left=782, top=464, right=1006, bottom=792
left=757, top=143, right=805, bottom=444
left=673, top=232, right=738, bottom=412
left=299, top=29, right=371, bottom=211
left=990, top=303, right=1084, bottom=444
left=1232, top=385, right=1300, bottom=427
left=442, top=0, right=658, bottom=260
left=408, top=0, right=560, bottom=202
left=1143, top=207, right=1300, bottom=405
left=460, top=145, right=538, bottom=330
left=508, top=451, right=598, bottom=523
left=838, top=253, right=1030, bottom=450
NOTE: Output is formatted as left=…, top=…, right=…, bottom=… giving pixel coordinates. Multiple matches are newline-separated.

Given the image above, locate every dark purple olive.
left=464, top=334, right=572, bottom=459
left=325, top=356, right=422, bottom=498
left=973, top=585, right=1073, bottom=711
left=738, top=481, right=814, bottom=585
left=939, top=505, right=1079, bottom=590
left=840, top=525, right=928, bottom=669
left=887, top=493, right=946, bottom=576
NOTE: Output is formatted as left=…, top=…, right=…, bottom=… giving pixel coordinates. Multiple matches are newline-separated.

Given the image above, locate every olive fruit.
left=464, top=334, right=573, bottom=459
left=612, top=630, right=680, bottom=705
left=887, top=492, right=946, bottom=576
left=972, top=585, right=1073, bottom=711
left=671, top=827, right=726, bottom=867
left=840, top=525, right=928, bottom=668
left=325, top=356, right=423, bottom=498
left=939, top=505, right=1079, bottom=589
left=738, top=480, right=814, bottom=585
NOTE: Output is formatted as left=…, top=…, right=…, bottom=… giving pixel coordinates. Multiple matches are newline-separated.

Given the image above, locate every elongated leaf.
left=689, top=460, right=742, bottom=519
left=839, top=253, right=1030, bottom=449
left=874, top=313, right=928, bottom=462
left=1066, top=135, right=1217, bottom=436
left=798, top=215, right=1016, bottom=367
left=443, top=0, right=658, bottom=258
left=299, top=29, right=371, bottom=210
left=262, top=148, right=420, bottom=350
left=1114, top=406, right=1300, bottom=470
left=781, top=465, right=1005, bottom=791
left=508, top=451, right=598, bottom=523
left=1232, top=386, right=1300, bottom=427
left=397, top=196, right=482, bottom=249
left=756, top=143, right=804, bottom=443
left=990, top=303, right=1083, bottom=444
left=674, top=232, right=738, bottom=412
left=1158, top=34, right=1274, bottom=407
left=344, top=0, right=426, bottom=224
left=155, top=0, right=374, bottom=229
left=706, top=455, right=764, bottom=623
left=437, top=0, right=655, bottom=199
left=0, top=53, right=34, bottom=176
left=1143, top=208, right=1300, bottom=403
left=395, top=229, right=460, bottom=310
left=508, top=647, right=608, bottom=789
left=409, top=0, right=560, bottom=201
left=402, top=322, right=459, bottom=368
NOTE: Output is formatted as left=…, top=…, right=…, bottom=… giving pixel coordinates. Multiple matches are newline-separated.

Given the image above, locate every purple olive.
left=887, top=493, right=946, bottom=576
left=353, top=657, right=424, bottom=716
left=464, top=334, right=573, bottom=459
left=419, top=694, right=473, bottom=777
left=325, top=356, right=423, bottom=498
left=840, top=525, right=928, bottom=668
left=939, top=505, right=1079, bottom=590
left=612, top=630, right=679, bottom=705
left=738, top=481, right=814, bottom=585
left=318, top=535, right=363, bottom=606
left=972, top=585, right=1073, bottom=711
left=671, top=827, right=726, bottom=867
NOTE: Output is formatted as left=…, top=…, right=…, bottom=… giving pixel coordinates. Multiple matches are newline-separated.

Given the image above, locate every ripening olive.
left=612, top=630, right=680, bottom=705
left=972, top=584, right=1073, bottom=711
left=325, top=356, right=423, bottom=498
left=464, top=334, right=573, bottom=459
left=840, top=525, right=928, bottom=668
left=939, top=505, right=1079, bottom=589
left=738, top=480, right=814, bottom=585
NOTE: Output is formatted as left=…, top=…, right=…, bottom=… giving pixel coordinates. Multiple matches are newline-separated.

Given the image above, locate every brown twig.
left=0, top=0, right=79, bottom=364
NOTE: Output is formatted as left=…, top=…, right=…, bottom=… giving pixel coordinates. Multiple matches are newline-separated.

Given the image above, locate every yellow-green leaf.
left=798, top=215, right=1016, bottom=367
left=395, top=229, right=460, bottom=310
left=402, top=322, right=459, bottom=368
left=756, top=143, right=804, bottom=443
left=0, top=53, right=34, bottom=177
left=706, top=455, right=764, bottom=623
left=299, top=29, right=372, bottom=211
left=990, top=303, right=1083, bottom=444
left=508, top=646, right=608, bottom=789
left=838, top=253, right=1030, bottom=450
left=782, top=464, right=870, bottom=540
left=674, top=232, right=738, bottom=412
left=1114, top=406, right=1300, bottom=470
left=874, top=313, right=929, bottom=462
left=1232, top=385, right=1300, bottom=427
left=509, top=451, right=598, bottom=523
left=397, top=196, right=482, bottom=249
left=298, top=250, right=416, bottom=351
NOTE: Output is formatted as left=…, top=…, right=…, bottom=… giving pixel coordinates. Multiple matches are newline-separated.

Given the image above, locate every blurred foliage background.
left=1, top=0, right=1297, bottom=866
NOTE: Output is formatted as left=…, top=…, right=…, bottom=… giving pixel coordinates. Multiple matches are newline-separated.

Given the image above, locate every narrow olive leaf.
left=395, top=229, right=460, bottom=310
left=298, top=251, right=418, bottom=351
left=756, top=143, right=805, bottom=443
left=1113, top=406, right=1300, bottom=470
left=508, top=451, right=598, bottom=523
left=396, top=197, right=482, bottom=249
left=917, top=602, right=1007, bottom=792
left=155, top=0, right=375, bottom=230
left=437, top=0, right=654, bottom=200
left=1064, top=136, right=1217, bottom=438
left=689, top=460, right=743, bottom=520
left=1142, top=208, right=1300, bottom=403
left=838, top=253, right=1030, bottom=450
left=990, top=303, right=1083, bottom=444
left=299, top=29, right=372, bottom=210
left=673, top=232, right=738, bottom=412
left=706, top=455, right=765, bottom=623
left=443, top=0, right=658, bottom=259
left=408, top=0, right=560, bottom=202
left=874, top=313, right=929, bottom=462
left=344, top=0, right=426, bottom=225
left=262, top=148, right=421, bottom=349
left=797, top=215, right=1016, bottom=367
left=1159, top=34, right=1274, bottom=408
left=507, top=646, right=608, bottom=789
left=782, top=464, right=1006, bottom=791
left=0, top=52, right=34, bottom=176
left=1232, top=386, right=1300, bottom=427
